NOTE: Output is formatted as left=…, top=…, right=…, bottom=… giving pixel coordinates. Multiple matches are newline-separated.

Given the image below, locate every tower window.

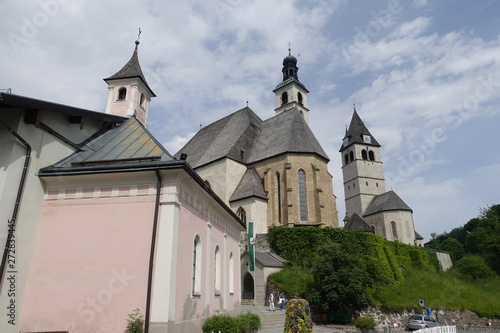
left=281, top=92, right=288, bottom=105
left=237, top=207, right=247, bottom=226
left=298, top=169, right=308, bottom=221
left=349, top=151, right=354, bottom=162
left=298, top=92, right=303, bottom=105
left=369, top=150, right=375, bottom=161
left=117, top=87, right=127, bottom=101
left=140, top=93, right=145, bottom=106
left=229, top=252, right=234, bottom=294
left=362, top=149, right=368, bottom=160
left=344, top=154, right=349, bottom=165
left=366, top=182, right=368, bottom=186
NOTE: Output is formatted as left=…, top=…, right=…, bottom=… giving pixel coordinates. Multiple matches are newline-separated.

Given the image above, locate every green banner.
left=248, top=222, right=255, bottom=271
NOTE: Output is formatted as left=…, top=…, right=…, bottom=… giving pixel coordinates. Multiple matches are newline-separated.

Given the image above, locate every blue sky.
left=2, top=0, right=500, bottom=241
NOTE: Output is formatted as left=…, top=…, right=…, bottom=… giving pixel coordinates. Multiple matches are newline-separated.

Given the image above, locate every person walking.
left=269, top=292, right=275, bottom=311
left=279, top=292, right=286, bottom=311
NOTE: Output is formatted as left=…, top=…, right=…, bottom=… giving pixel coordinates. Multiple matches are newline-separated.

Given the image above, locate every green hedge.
left=202, top=313, right=261, bottom=333
left=267, top=226, right=440, bottom=286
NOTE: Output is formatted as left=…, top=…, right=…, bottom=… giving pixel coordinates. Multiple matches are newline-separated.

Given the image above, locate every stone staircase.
left=258, top=309, right=286, bottom=331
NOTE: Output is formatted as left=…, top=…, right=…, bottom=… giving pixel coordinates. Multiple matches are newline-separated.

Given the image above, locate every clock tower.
left=340, top=108, right=386, bottom=218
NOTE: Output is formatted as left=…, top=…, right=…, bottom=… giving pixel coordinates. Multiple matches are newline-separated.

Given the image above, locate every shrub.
left=202, top=314, right=238, bottom=333
left=354, top=317, right=377, bottom=329
left=125, top=308, right=144, bottom=333
left=240, top=313, right=261, bottom=333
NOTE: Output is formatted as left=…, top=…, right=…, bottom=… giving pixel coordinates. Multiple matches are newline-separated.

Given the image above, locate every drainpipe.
left=0, top=120, right=31, bottom=294
left=144, top=169, right=161, bottom=333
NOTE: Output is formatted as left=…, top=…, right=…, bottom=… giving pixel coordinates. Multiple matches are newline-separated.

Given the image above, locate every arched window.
left=140, top=93, right=145, bottom=106
left=298, top=169, right=308, bottom=221
left=362, top=149, right=368, bottom=160
left=229, top=252, right=234, bottom=294
left=391, top=222, right=398, bottom=239
left=344, top=153, right=349, bottom=165
left=281, top=91, right=288, bottom=104
left=237, top=207, right=246, bottom=226
left=349, top=151, right=354, bottom=162
left=276, top=172, right=282, bottom=223
left=192, top=235, right=202, bottom=295
left=298, top=92, right=303, bottom=105
left=368, top=150, right=375, bottom=161
left=117, top=87, right=127, bottom=101
left=214, top=245, right=221, bottom=296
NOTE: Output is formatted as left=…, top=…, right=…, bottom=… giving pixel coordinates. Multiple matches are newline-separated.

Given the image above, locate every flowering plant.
left=284, top=299, right=313, bottom=333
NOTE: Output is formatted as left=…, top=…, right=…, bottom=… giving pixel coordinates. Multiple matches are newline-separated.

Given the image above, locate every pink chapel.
left=0, top=39, right=245, bottom=333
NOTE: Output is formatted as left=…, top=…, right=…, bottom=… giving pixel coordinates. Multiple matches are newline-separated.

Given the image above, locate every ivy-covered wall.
left=266, top=226, right=440, bottom=285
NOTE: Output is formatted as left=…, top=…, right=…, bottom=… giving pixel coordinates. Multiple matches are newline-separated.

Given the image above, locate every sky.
left=2, top=0, right=500, bottom=241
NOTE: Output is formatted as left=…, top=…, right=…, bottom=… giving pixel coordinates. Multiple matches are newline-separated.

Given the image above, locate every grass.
left=270, top=266, right=500, bottom=318
left=370, top=269, right=500, bottom=318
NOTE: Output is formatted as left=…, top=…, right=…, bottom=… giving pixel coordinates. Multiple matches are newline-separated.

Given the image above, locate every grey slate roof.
left=175, top=107, right=329, bottom=168
left=344, top=213, right=374, bottom=233
left=363, top=190, right=413, bottom=217
left=415, top=231, right=424, bottom=240
left=104, top=43, right=156, bottom=97
left=229, top=168, right=268, bottom=202
left=39, top=117, right=174, bottom=175
left=340, top=109, right=380, bottom=151
left=255, top=251, right=286, bottom=267
left=273, top=76, right=309, bottom=92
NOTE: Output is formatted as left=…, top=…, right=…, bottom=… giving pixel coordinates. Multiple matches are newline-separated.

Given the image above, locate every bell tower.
left=340, top=108, right=386, bottom=218
left=104, top=33, right=155, bottom=128
left=273, top=48, right=310, bottom=124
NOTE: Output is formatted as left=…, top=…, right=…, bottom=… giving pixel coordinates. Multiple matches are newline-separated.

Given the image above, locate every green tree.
left=452, top=255, right=495, bottom=281
left=441, top=238, right=465, bottom=262
left=308, top=243, right=372, bottom=313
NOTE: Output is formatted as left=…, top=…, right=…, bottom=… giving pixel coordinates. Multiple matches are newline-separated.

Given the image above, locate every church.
left=0, top=39, right=245, bottom=333
left=340, top=109, right=424, bottom=246
left=174, top=49, right=339, bottom=234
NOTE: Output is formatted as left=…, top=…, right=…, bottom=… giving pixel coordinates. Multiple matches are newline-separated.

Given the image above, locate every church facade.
left=340, top=109, right=423, bottom=246
left=174, top=50, right=339, bottom=235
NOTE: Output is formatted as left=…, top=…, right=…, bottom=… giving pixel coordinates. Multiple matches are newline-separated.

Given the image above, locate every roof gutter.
left=0, top=120, right=31, bottom=295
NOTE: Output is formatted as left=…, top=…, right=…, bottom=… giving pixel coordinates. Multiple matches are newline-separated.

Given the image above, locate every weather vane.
left=137, top=28, right=142, bottom=40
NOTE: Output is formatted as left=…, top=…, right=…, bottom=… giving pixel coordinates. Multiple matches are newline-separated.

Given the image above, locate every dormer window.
left=117, top=87, right=127, bottom=101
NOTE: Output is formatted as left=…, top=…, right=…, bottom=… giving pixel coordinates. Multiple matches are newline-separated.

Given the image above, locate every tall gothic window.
left=229, top=252, right=234, bottom=294
left=391, top=222, right=398, bottom=240
left=298, top=92, right=303, bottom=105
left=276, top=172, right=282, bottom=223
left=298, top=169, right=308, bottom=221
left=349, top=151, right=354, bottom=162
left=192, top=235, right=202, bottom=295
left=362, top=149, right=368, bottom=160
left=214, top=245, right=221, bottom=296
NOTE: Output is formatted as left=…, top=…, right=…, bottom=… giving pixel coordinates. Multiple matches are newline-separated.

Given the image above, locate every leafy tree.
left=308, top=243, right=372, bottom=313
left=452, top=255, right=495, bottom=281
left=440, top=238, right=465, bottom=262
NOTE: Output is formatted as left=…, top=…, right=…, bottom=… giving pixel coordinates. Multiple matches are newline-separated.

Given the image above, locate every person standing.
left=269, top=292, right=275, bottom=311
left=279, top=292, right=286, bottom=311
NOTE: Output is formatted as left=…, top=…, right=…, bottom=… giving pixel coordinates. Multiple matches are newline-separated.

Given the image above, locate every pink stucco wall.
left=19, top=196, right=155, bottom=333
left=174, top=198, right=241, bottom=324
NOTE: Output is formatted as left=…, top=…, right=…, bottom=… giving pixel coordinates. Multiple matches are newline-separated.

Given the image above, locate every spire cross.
left=137, top=28, right=142, bottom=41
left=288, top=42, right=291, bottom=55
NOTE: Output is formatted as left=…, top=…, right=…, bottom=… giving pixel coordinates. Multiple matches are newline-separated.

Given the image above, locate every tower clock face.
left=343, top=137, right=349, bottom=147
left=363, top=135, right=371, bottom=143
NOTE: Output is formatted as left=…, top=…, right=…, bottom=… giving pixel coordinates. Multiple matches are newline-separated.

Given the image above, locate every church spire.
left=103, top=33, right=155, bottom=127
left=340, top=107, right=380, bottom=151
left=273, top=46, right=310, bottom=123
